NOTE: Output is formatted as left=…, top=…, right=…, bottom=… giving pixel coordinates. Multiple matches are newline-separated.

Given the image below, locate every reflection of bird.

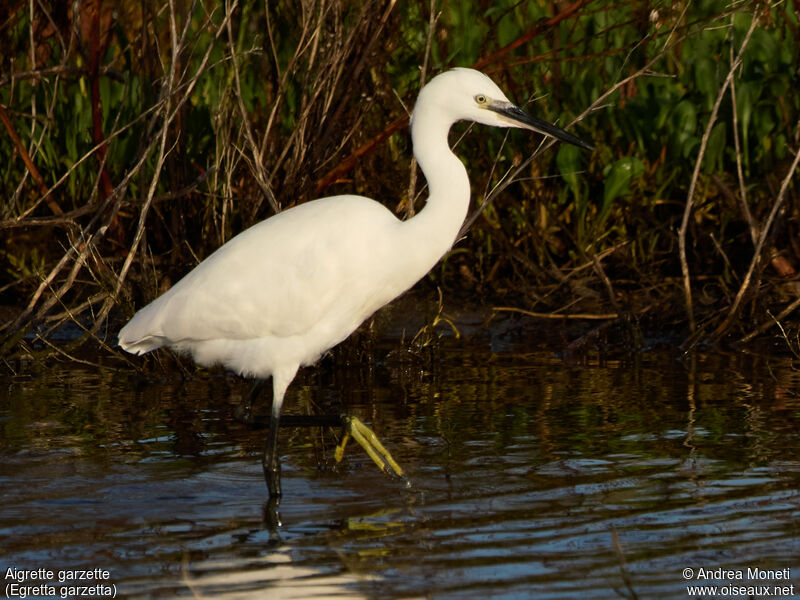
left=118, top=68, right=593, bottom=499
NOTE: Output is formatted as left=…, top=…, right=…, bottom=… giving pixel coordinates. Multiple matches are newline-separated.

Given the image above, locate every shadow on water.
left=2, top=297, right=800, bottom=598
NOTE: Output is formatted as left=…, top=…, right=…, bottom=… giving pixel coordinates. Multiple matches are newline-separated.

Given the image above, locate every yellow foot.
left=334, top=416, right=405, bottom=478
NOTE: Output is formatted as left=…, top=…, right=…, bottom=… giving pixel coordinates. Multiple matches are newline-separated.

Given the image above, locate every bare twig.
left=727, top=14, right=756, bottom=245
left=225, top=0, right=278, bottom=213
left=678, top=9, right=760, bottom=333
left=593, top=254, right=622, bottom=314
left=104, top=0, right=238, bottom=320
left=739, top=297, right=800, bottom=344
left=494, top=306, right=619, bottom=320
left=711, top=131, right=800, bottom=340
left=405, top=0, right=438, bottom=219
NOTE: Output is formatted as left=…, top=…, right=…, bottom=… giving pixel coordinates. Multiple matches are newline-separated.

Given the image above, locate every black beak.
left=490, top=103, right=593, bottom=151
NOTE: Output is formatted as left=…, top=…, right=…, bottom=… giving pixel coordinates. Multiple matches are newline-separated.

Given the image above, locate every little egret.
left=118, top=68, right=592, bottom=498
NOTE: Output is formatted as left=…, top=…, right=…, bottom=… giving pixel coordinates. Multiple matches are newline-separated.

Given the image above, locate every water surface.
left=2, top=303, right=800, bottom=598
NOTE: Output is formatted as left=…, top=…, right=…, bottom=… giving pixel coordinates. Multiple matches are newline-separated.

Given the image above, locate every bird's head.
left=414, top=68, right=593, bottom=151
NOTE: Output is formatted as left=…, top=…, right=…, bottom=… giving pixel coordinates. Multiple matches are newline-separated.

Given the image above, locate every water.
left=2, top=302, right=800, bottom=599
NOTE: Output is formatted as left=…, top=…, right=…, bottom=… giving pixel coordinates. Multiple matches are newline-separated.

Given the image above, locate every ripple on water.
left=2, top=327, right=800, bottom=598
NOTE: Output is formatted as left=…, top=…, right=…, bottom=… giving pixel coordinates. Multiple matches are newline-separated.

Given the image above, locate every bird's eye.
left=474, top=94, right=487, bottom=105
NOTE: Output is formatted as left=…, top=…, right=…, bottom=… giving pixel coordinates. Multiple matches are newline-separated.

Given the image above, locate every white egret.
left=118, top=68, right=592, bottom=498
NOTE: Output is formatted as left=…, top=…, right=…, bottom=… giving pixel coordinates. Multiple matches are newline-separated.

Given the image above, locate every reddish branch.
left=314, top=115, right=408, bottom=194
left=472, top=0, right=591, bottom=70
left=86, top=0, right=114, bottom=206
left=0, top=103, right=62, bottom=215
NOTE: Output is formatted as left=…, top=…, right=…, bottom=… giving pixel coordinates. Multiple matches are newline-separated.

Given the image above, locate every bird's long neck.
left=401, top=108, right=471, bottom=269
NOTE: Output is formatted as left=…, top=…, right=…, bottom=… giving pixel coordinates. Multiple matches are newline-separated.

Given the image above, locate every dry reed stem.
left=3, top=166, right=126, bottom=338
left=727, top=15, right=756, bottom=246
left=494, top=306, right=620, bottom=320
left=289, top=1, right=396, bottom=199
left=314, top=115, right=407, bottom=193
left=593, top=254, right=622, bottom=315
left=711, top=131, right=800, bottom=341
left=678, top=9, right=761, bottom=334
left=259, top=1, right=331, bottom=163
left=224, top=0, right=279, bottom=214
left=104, top=0, right=238, bottom=323
left=10, top=59, right=61, bottom=216
left=405, top=0, right=438, bottom=220
left=315, top=0, right=396, bottom=142
left=264, top=3, right=347, bottom=197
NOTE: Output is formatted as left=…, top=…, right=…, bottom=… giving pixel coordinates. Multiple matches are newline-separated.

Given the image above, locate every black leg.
left=263, top=496, right=282, bottom=532
left=263, top=391, right=282, bottom=498
left=238, top=379, right=282, bottom=498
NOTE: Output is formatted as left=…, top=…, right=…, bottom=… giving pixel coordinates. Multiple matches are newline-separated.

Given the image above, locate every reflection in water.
left=2, top=305, right=800, bottom=598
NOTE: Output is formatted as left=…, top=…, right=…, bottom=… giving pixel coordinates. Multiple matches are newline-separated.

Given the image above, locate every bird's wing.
left=119, top=195, right=401, bottom=350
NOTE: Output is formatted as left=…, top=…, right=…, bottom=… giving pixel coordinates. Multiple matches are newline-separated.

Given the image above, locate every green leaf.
left=672, top=100, right=697, bottom=159
left=556, top=143, right=581, bottom=201
left=673, top=99, right=697, bottom=137
left=694, top=58, right=716, bottom=110
left=703, top=122, right=726, bottom=172
left=602, top=157, right=645, bottom=222
left=735, top=81, right=759, bottom=170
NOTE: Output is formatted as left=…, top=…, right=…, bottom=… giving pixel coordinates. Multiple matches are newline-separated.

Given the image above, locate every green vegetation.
left=0, top=0, right=798, bottom=360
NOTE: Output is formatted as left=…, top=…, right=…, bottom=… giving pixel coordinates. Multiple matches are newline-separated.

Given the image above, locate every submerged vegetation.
left=0, top=0, right=799, bottom=361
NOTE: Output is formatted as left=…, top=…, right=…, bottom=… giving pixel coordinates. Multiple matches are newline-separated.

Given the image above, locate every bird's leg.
left=335, top=416, right=405, bottom=478
left=235, top=378, right=282, bottom=498
left=263, top=496, right=282, bottom=533
left=263, top=394, right=282, bottom=498
left=262, top=369, right=295, bottom=499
